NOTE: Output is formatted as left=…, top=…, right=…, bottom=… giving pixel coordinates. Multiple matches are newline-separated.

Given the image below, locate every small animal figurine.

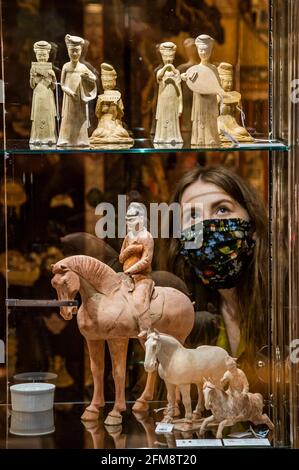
left=200, top=375, right=274, bottom=438
left=57, top=34, right=97, bottom=147
left=29, top=41, right=57, bottom=145
left=144, top=330, right=230, bottom=429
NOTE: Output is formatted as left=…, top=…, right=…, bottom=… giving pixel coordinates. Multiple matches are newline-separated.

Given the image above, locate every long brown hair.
left=167, top=166, right=268, bottom=356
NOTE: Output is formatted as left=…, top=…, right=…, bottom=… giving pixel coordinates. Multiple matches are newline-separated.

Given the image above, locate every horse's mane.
left=150, top=332, right=183, bottom=348
left=54, top=255, right=120, bottom=293
left=204, top=381, right=227, bottom=397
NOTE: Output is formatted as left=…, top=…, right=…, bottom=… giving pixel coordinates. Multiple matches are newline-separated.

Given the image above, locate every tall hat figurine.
left=29, top=40, right=57, bottom=146
left=89, top=62, right=133, bottom=146
left=217, top=62, right=254, bottom=142
left=178, top=38, right=199, bottom=133
left=181, top=34, right=224, bottom=146
left=153, top=42, right=183, bottom=144
left=57, top=34, right=97, bottom=147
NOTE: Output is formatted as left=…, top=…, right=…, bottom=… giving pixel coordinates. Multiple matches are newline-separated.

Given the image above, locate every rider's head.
left=126, top=202, right=147, bottom=233
left=226, top=356, right=238, bottom=371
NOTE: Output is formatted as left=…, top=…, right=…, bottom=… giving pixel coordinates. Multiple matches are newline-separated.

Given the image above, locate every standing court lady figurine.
left=57, top=34, right=97, bottom=147
left=154, top=42, right=183, bottom=144
left=29, top=41, right=57, bottom=145
left=182, top=35, right=224, bottom=146
left=178, top=38, right=199, bottom=133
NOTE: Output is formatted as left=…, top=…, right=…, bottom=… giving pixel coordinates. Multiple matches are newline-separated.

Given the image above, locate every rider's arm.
left=240, top=371, right=249, bottom=393
left=119, top=237, right=128, bottom=263
left=125, top=233, right=154, bottom=275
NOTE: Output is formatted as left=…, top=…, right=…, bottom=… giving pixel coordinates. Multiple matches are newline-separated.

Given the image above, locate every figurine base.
left=220, top=136, right=254, bottom=143
left=89, top=138, right=133, bottom=145
left=90, top=141, right=134, bottom=150
left=56, top=143, right=90, bottom=148
left=29, top=140, right=56, bottom=146
left=153, top=140, right=183, bottom=144
left=191, top=142, right=221, bottom=147
left=172, top=417, right=204, bottom=432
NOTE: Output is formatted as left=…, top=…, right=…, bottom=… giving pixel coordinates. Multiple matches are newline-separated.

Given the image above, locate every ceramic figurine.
left=57, top=34, right=97, bottom=147
left=150, top=43, right=164, bottom=136
left=181, top=34, right=224, bottom=146
left=200, top=376, right=274, bottom=438
left=178, top=38, right=199, bottom=133
left=144, top=330, right=230, bottom=430
left=29, top=41, right=57, bottom=145
left=51, top=254, right=194, bottom=426
left=220, top=356, right=249, bottom=396
left=217, top=62, right=254, bottom=142
left=154, top=42, right=183, bottom=144
left=119, top=202, right=154, bottom=337
left=89, top=63, right=133, bottom=145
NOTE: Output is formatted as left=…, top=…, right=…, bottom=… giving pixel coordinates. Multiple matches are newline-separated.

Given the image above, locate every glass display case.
left=0, top=0, right=298, bottom=450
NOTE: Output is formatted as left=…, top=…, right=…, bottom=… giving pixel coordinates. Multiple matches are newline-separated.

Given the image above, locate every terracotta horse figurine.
left=51, top=255, right=194, bottom=425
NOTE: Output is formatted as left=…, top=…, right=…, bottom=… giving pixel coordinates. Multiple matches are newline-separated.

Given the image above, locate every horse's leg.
left=193, top=383, right=203, bottom=419
left=174, top=387, right=181, bottom=417
left=216, top=418, right=237, bottom=439
left=253, top=414, right=275, bottom=430
left=132, top=337, right=157, bottom=413
left=104, top=338, right=129, bottom=426
left=81, top=339, right=105, bottom=421
left=162, top=382, right=177, bottom=423
left=178, top=384, right=192, bottom=427
left=199, top=415, right=216, bottom=436
left=132, top=370, right=157, bottom=412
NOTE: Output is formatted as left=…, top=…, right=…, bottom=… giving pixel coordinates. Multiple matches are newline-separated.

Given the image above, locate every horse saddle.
left=117, top=273, right=165, bottom=324
left=149, top=288, right=164, bottom=324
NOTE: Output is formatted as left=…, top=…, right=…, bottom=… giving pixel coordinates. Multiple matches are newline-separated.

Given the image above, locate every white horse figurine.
left=144, top=330, right=230, bottom=427
left=200, top=379, right=274, bottom=438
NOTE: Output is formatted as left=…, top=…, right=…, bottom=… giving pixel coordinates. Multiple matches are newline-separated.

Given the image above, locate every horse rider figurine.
left=220, top=356, right=249, bottom=398
left=119, top=202, right=154, bottom=338
left=200, top=356, right=274, bottom=438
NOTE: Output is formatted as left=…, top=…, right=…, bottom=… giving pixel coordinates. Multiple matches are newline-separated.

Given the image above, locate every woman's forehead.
left=181, top=180, right=231, bottom=205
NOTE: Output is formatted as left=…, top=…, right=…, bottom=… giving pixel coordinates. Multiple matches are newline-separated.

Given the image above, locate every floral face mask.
left=180, top=218, right=255, bottom=290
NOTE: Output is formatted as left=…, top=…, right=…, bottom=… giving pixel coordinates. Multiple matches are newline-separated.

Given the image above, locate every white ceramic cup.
left=10, top=382, right=55, bottom=412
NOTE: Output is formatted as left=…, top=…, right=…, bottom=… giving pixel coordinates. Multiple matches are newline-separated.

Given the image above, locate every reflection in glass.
left=10, top=409, right=55, bottom=436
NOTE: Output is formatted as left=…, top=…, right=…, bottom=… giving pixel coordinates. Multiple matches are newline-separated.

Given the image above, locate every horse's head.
left=144, top=329, right=161, bottom=373
left=51, top=262, right=79, bottom=320
left=203, top=378, right=216, bottom=410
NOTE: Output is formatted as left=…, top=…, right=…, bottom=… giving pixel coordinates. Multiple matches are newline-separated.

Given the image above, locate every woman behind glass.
left=167, top=166, right=268, bottom=386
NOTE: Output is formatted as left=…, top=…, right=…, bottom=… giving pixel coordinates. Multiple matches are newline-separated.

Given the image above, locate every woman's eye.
left=215, top=206, right=230, bottom=215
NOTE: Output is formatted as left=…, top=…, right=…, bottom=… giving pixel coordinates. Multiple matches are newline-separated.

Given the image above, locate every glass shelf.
left=1, top=138, right=288, bottom=155
left=0, top=403, right=274, bottom=449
